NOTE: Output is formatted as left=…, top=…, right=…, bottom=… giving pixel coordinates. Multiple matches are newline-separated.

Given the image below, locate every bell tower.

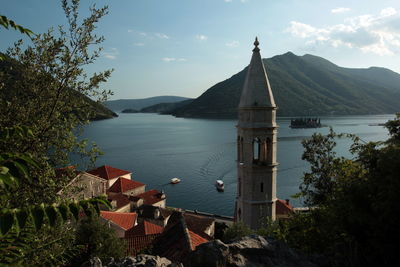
left=235, top=37, right=278, bottom=229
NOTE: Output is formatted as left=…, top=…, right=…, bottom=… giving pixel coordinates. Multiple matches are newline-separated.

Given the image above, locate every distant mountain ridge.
left=170, top=52, right=400, bottom=118
left=105, top=96, right=191, bottom=112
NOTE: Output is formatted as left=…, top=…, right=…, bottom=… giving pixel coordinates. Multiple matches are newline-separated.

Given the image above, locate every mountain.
left=140, top=99, right=194, bottom=114
left=170, top=52, right=400, bottom=118
left=105, top=96, right=191, bottom=112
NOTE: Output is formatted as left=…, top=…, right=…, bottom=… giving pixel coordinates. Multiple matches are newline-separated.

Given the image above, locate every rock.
left=186, top=235, right=320, bottom=267
left=81, top=257, right=102, bottom=267
left=82, top=255, right=174, bottom=267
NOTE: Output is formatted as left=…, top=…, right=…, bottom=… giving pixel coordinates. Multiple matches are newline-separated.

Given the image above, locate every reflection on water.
left=80, top=113, right=394, bottom=216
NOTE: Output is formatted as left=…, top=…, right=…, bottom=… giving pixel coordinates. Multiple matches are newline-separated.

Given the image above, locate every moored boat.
left=215, top=180, right=224, bottom=191
left=170, top=177, right=181, bottom=184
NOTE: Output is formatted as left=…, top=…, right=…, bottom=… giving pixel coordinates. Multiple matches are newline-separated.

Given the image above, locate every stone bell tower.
left=235, top=37, right=278, bottom=229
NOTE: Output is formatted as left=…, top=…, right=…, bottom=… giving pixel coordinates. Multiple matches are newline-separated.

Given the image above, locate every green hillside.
left=105, top=96, right=191, bottom=112
left=140, top=99, right=194, bottom=114
left=0, top=55, right=117, bottom=121
left=171, top=52, right=400, bottom=118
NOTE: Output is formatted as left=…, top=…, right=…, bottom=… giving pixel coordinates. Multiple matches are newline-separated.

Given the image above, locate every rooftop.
left=108, top=193, right=131, bottom=210
left=134, top=189, right=165, bottom=205
left=100, top=210, right=137, bottom=231
left=276, top=199, right=294, bottom=216
left=87, top=165, right=131, bottom=180
left=108, top=177, right=145, bottom=193
left=125, top=220, right=164, bottom=237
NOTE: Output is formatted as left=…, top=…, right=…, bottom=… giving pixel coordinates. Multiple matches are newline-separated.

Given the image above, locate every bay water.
left=81, top=113, right=393, bottom=216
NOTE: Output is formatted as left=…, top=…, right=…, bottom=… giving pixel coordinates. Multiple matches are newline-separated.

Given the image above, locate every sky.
left=1, top=0, right=400, bottom=100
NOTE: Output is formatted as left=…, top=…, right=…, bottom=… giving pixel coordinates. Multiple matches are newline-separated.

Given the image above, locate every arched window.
left=260, top=182, right=264, bottom=192
left=253, top=138, right=260, bottom=162
left=266, top=138, right=272, bottom=163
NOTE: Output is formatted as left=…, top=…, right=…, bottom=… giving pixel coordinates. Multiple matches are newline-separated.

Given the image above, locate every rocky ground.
left=82, top=235, right=324, bottom=267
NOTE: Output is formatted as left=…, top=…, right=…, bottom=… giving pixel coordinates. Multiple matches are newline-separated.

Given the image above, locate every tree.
left=0, top=0, right=114, bottom=265
left=273, top=114, right=400, bottom=266
left=0, top=0, right=112, bottom=207
left=73, top=217, right=126, bottom=265
left=222, top=222, right=253, bottom=243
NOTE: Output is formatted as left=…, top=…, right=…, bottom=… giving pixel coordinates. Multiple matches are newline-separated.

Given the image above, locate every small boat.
left=170, top=178, right=181, bottom=184
left=215, top=180, right=224, bottom=191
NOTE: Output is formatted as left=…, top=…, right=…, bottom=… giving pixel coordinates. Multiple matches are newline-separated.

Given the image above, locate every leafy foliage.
left=270, top=113, right=400, bottom=266
left=0, top=15, right=33, bottom=37
left=73, top=217, right=127, bottom=265
left=0, top=0, right=115, bottom=265
left=222, top=222, right=253, bottom=243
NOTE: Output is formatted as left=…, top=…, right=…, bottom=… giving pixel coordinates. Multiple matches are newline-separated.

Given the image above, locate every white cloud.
left=286, top=7, right=400, bottom=56
left=162, top=57, right=175, bottom=62
left=155, top=33, right=170, bottom=39
left=381, top=7, right=397, bottom=17
left=127, top=29, right=133, bottom=33
left=162, top=57, right=187, bottom=62
left=331, top=7, right=351, bottom=14
left=224, top=0, right=232, bottom=2
left=196, top=34, right=208, bottom=41
left=103, top=48, right=119, bottom=60
left=139, top=32, right=147, bottom=37
left=226, top=40, right=240, bottom=47
left=134, top=43, right=145, bottom=46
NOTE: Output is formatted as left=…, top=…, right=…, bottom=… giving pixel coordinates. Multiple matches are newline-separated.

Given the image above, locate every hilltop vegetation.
left=105, top=96, right=191, bottom=112
left=171, top=52, right=400, bottom=118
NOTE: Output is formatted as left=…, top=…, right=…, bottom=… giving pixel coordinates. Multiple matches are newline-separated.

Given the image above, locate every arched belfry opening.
left=252, top=138, right=261, bottom=162
left=235, top=37, right=278, bottom=229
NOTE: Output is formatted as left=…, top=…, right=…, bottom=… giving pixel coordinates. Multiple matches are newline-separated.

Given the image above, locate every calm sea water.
left=81, top=113, right=394, bottom=216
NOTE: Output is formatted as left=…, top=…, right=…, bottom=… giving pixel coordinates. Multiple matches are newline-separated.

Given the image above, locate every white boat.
left=215, top=180, right=224, bottom=191
left=170, top=177, right=181, bottom=184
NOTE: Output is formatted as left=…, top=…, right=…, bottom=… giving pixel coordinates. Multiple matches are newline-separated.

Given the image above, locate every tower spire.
left=235, top=38, right=278, bottom=229
left=239, top=37, right=276, bottom=110
left=253, top=36, right=260, bottom=52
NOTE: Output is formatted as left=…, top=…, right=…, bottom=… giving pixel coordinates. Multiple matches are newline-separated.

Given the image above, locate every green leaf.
left=0, top=210, right=15, bottom=235
left=58, top=204, right=69, bottom=222
left=16, top=208, right=29, bottom=230
left=79, top=200, right=93, bottom=218
left=45, top=205, right=58, bottom=227
left=89, top=200, right=100, bottom=215
left=68, top=202, right=80, bottom=221
left=31, top=204, right=45, bottom=231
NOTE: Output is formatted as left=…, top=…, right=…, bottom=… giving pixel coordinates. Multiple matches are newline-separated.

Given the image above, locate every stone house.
left=57, top=171, right=107, bottom=200
left=87, top=165, right=132, bottom=188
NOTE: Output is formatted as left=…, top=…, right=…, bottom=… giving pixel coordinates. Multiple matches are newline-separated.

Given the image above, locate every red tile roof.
left=135, top=189, right=165, bottom=205
left=125, top=220, right=164, bottom=237
left=108, top=177, right=145, bottom=194
left=108, top=193, right=131, bottom=210
left=126, top=234, right=160, bottom=256
left=188, top=230, right=209, bottom=249
left=100, top=211, right=137, bottom=230
left=276, top=199, right=294, bottom=215
left=87, top=165, right=131, bottom=180
left=184, top=213, right=214, bottom=235
left=152, top=211, right=212, bottom=262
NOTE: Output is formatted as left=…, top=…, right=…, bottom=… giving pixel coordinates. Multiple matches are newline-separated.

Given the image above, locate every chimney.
left=285, top=199, right=290, bottom=205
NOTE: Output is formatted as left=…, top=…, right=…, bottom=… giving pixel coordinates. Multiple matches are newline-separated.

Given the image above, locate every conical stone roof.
left=239, top=37, right=276, bottom=109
